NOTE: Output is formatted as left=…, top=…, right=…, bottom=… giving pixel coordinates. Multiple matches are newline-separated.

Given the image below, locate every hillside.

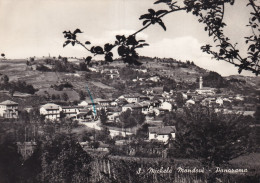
left=0, top=57, right=258, bottom=101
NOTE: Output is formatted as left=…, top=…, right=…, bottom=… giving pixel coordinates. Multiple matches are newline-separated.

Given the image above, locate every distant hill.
left=0, top=57, right=258, bottom=99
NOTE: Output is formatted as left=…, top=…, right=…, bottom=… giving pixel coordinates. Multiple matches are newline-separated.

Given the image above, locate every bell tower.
left=199, top=76, right=203, bottom=89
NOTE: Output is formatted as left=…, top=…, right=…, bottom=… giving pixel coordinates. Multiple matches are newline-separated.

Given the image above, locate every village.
left=0, top=61, right=258, bottom=159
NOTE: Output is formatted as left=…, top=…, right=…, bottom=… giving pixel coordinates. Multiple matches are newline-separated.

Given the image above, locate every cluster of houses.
left=0, top=75, right=257, bottom=145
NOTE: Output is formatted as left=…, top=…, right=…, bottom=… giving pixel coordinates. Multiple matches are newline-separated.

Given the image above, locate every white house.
left=148, top=76, right=160, bottom=82
left=95, top=98, right=112, bottom=107
left=78, top=99, right=99, bottom=107
left=186, top=99, right=195, bottom=106
left=60, top=106, right=79, bottom=118
left=101, top=69, right=119, bottom=79
left=107, top=111, right=120, bottom=122
left=139, top=101, right=152, bottom=114
left=110, top=101, right=118, bottom=106
left=159, top=102, right=172, bottom=111
left=216, top=97, right=224, bottom=106
left=148, top=126, right=176, bottom=143
left=40, top=103, right=61, bottom=121
left=0, top=100, right=18, bottom=119
left=75, top=109, right=93, bottom=122
left=235, top=95, right=244, bottom=101
left=124, top=93, right=140, bottom=103
left=122, top=103, right=142, bottom=112
left=88, top=67, right=98, bottom=72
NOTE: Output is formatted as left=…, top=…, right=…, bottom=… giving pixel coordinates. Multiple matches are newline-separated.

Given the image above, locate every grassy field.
left=91, top=81, right=114, bottom=89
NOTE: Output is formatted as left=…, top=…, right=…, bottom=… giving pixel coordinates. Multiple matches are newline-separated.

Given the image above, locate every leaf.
left=90, top=46, right=96, bottom=53
left=63, top=40, right=71, bottom=47
left=94, top=46, right=104, bottom=54
left=238, top=68, right=242, bottom=74
left=85, top=56, right=92, bottom=64
left=141, top=43, right=149, bottom=46
left=116, top=35, right=121, bottom=41
left=73, top=28, right=83, bottom=34
left=138, top=40, right=146, bottom=43
left=127, top=35, right=138, bottom=45
left=85, top=41, right=91, bottom=45
left=157, top=20, right=166, bottom=31
left=118, top=46, right=127, bottom=56
left=219, top=49, right=224, bottom=56
left=148, top=9, right=156, bottom=15
left=135, top=43, right=149, bottom=49
left=115, top=35, right=126, bottom=42
left=155, top=10, right=168, bottom=16
left=248, top=44, right=255, bottom=52
left=135, top=45, right=143, bottom=49
left=143, top=20, right=150, bottom=26
left=104, top=43, right=114, bottom=52
left=105, top=52, right=113, bottom=62
left=139, top=13, right=152, bottom=20
left=154, top=0, right=171, bottom=4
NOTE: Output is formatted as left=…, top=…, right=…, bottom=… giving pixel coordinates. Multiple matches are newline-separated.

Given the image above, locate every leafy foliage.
left=30, top=133, right=92, bottom=183
left=119, top=109, right=146, bottom=128
left=0, top=141, right=22, bottom=183
left=172, top=105, right=254, bottom=166
left=0, top=75, right=37, bottom=94
left=63, top=0, right=259, bottom=75
left=100, top=108, right=108, bottom=125
left=202, top=71, right=228, bottom=88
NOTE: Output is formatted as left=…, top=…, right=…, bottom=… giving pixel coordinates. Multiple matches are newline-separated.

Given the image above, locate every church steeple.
left=199, top=76, right=203, bottom=89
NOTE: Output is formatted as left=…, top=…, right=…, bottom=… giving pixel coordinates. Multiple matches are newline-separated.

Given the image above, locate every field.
left=91, top=81, right=114, bottom=89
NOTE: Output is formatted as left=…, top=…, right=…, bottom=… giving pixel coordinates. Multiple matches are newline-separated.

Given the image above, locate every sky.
left=0, top=0, right=256, bottom=76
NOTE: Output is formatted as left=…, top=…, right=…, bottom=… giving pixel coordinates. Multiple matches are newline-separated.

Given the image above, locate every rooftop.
left=41, top=103, right=60, bottom=110
left=0, top=100, right=18, bottom=105
left=149, top=126, right=176, bottom=135
left=123, top=103, right=142, bottom=108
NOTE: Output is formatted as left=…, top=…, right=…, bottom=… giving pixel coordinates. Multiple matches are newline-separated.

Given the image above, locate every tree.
left=79, top=90, right=86, bottom=100
left=51, top=94, right=56, bottom=100
left=254, top=105, right=260, bottom=124
left=1, top=75, right=9, bottom=85
left=162, top=111, right=176, bottom=126
left=62, top=92, right=69, bottom=101
left=119, top=109, right=137, bottom=128
left=63, top=0, right=260, bottom=75
left=172, top=105, right=254, bottom=167
left=131, top=110, right=146, bottom=125
left=79, top=62, right=88, bottom=71
left=136, top=123, right=150, bottom=139
left=175, top=92, right=185, bottom=107
left=30, top=133, right=92, bottom=183
left=0, top=141, right=23, bottom=183
left=99, top=108, right=108, bottom=125
left=96, top=126, right=114, bottom=145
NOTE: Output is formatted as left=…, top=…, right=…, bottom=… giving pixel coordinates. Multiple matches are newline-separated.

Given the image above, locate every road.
left=79, top=120, right=133, bottom=138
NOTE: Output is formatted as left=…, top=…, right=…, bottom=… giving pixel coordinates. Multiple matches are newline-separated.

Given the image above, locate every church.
left=195, top=76, right=216, bottom=95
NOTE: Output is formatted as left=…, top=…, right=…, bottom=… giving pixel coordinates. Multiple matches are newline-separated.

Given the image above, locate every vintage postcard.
left=0, top=0, right=259, bottom=182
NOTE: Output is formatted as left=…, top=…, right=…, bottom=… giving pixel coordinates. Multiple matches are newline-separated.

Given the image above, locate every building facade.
left=0, top=100, right=18, bottom=118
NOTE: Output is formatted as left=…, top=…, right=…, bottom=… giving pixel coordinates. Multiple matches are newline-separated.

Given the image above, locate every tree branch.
left=132, top=7, right=187, bottom=36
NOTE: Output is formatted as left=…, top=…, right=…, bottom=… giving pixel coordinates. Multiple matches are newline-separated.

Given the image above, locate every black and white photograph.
left=0, top=0, right=259, bottom=182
